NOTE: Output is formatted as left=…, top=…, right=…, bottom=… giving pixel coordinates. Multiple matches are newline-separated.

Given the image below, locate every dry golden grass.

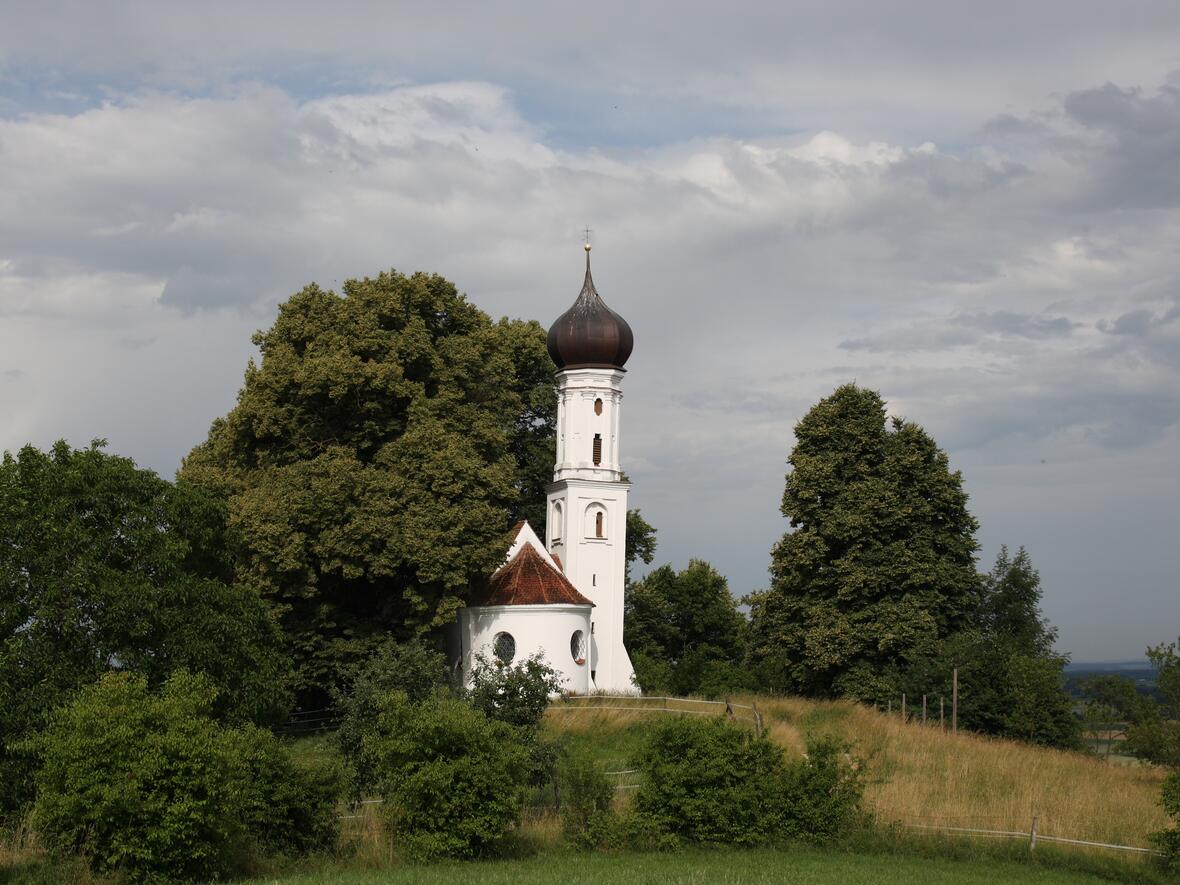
left=546, top=694, right=1171, bottom=854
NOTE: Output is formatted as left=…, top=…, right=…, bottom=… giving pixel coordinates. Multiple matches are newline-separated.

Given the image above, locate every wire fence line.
left=899, top=821, right=1162, bottom=857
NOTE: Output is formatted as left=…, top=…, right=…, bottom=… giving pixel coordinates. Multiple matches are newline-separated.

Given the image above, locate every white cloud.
left=1, top=45, right=1179, bottom=658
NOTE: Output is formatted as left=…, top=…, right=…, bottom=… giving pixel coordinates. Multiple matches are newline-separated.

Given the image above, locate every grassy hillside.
left=546, top=695, right=1170, bottom=854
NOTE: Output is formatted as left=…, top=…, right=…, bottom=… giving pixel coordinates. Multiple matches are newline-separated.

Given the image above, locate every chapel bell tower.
left=544, top=244, right=636, bottom=691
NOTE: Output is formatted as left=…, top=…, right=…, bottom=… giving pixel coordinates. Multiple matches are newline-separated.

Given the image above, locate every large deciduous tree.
left=626, top=560, right=751, bottom=697
left=746, top=384, right=981, bottom=700
left=180, top=270, right=556, bottom=701
left=0, top=441, right=289, bottom=822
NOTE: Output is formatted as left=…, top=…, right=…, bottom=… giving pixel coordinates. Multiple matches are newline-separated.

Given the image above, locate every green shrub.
left=632, top=717, right=864, bottom=848
left=228, top=725, right=344, bottom=856
left=1151, top=772, right=1180, bottom=873
left=367, top=692, right=530, bottom=860
left=780, top=735, right=864, bottom=841
left=335, top=638, right=452, bottom=799
left=468, top=652, right=561, bottom=729
left=31, top=672, right=248, bottom=882
left=30, top=671, right=343, bottom=882
left=633, top=716, right=790, bottom=846
left=557, top=745, right=614, bottom=845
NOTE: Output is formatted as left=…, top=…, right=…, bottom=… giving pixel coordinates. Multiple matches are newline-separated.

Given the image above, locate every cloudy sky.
left=2, top=1, right=1178, bottom=660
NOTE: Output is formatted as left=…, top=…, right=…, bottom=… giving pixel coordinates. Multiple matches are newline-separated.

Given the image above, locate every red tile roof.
left=471, top=543, right=593, bottom=607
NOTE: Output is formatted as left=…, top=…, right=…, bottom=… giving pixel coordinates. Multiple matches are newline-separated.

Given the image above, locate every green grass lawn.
left=245, top=846, right=1120, bottom=885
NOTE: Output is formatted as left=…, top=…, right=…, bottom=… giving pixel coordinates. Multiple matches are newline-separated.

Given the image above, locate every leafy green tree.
left=747, top=384, right=980, bottom=699
left=894, top=548, right=1079, bottom=748
left=981, top=546, right=1055, bottom=656
left=334, top=638, right=453, bottom=800
left=625, top=560, right=750, bottom=697
left=625, top=509, right=658, bottom=586
left=1127, top=637, right=1180, bottom=767
left=467, top=652, right=561, bottom=729
left=365, top=692, right=531, bottom=859
left=180, top=270, right=557, bottom=701
left=0, top=441, right=289, bottom=821
left=30, top=672, right=339, bottom=883
left=1151, top=772, right=1180, bottom=873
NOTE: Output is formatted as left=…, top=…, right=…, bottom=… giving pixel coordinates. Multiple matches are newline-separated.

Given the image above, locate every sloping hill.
left=545, top=695, right=1169, bottom=854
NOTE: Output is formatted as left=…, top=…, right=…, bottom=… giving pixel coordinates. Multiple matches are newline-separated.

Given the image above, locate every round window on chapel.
left=570, top=630, right=586, bottom=664
left=493, top=632, right=516, bottom=665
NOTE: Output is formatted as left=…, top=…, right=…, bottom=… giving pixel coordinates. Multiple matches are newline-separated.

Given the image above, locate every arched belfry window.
left=584, top=503, right=607, bottom=540
left=594, top=398, right=603, bottom=416
left=592, top=433, right=602, bottom=466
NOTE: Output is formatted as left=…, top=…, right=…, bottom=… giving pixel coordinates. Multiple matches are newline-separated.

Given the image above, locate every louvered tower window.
left=592, top=433, right=602, bottom=465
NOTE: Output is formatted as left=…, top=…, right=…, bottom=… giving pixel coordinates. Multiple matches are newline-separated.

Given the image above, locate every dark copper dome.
left=546, top=251, right=633, bottom=370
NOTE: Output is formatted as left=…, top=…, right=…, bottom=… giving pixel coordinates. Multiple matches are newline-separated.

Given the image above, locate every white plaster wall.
left=546, top=478, right=634, bottom=692
left=554, top=368, right=625, bottom=483
left=546, top=363, right=637, bottom=693
left=459, top=604, right=593, bottom=695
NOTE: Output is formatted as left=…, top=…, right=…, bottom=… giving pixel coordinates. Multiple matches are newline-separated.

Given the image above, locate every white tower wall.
left=546, top=367, right=636, bottom=691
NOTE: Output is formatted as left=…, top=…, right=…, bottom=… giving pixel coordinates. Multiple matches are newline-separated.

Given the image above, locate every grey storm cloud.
left=1, top=4, right=1179, bottom=660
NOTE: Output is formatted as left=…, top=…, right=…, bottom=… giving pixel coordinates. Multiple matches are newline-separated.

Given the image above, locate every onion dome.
left=546, top=247, right=634, bottom=370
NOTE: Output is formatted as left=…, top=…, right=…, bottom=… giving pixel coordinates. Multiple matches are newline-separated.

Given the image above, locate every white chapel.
left=454, top=246, right=637, bottom=693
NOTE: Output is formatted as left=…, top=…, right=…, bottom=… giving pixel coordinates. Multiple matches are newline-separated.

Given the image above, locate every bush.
left=557, top=746, right=614, bottom=845
left=632, top=717, right=863, bottom=848
left=31, top=672, right=247, bottom=882
left=1151, top=772, right=1180, bottom=873
left=228, top=725, right=344, bottom=856
left=30, top=671, right=342, bottom=882
left=780, top=735, right=864, bottom=841
left=633, top=716, right=790, bottom=846
left=367, top=692, right=531, bottom=860
left=468, top=653, right=561, bottom=729
left=335, top=638, right=452, bottom=799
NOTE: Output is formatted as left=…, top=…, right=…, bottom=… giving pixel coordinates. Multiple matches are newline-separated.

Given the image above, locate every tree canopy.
left=0, top=441, right=289, bottom=820
left=625, top=508, right=658, bottom=586
left=179, top=270, right=556, bottom=701
left=626, top=560, right=750, bottom=697
left=746, top=384, right=981, bottom=700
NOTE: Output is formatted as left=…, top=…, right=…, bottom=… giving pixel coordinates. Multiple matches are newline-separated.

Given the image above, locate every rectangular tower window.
left=592, top=433, right=602, bottom=465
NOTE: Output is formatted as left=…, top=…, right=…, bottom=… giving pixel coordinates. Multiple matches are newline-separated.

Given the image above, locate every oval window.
left=570, top=630, right=586, bottom=664
left=493, top=632, right=516, bottom=665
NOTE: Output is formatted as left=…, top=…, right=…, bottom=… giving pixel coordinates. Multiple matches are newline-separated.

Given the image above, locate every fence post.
left=1030, top=815, right=1039, bottom=852
left=901, top=693, right=906, bottom=723
left=922, top=694, right=927, bottom=725
left=952, top=668, right=959, bottom=734
left=752, top=701, right=763, bottom=738
left=940, top=696, right=945, bottom=730
left=888, top=699, right=892, bottom=716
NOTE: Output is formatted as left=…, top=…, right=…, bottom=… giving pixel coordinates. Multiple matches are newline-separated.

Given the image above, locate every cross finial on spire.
left=583, top=226, right=593, bottom=252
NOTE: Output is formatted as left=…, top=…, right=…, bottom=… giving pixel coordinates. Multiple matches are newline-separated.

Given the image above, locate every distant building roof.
left=471, top=541, right=593, bottom=607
